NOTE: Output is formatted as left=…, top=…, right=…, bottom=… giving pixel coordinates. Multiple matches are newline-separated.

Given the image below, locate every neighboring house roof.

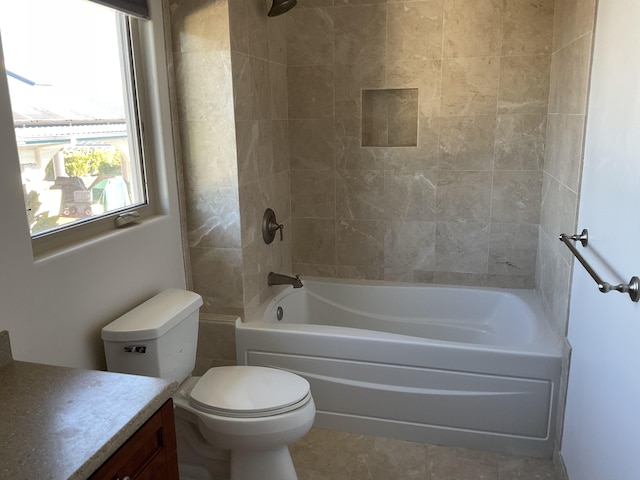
left=8, top=76, right=127, bottom=144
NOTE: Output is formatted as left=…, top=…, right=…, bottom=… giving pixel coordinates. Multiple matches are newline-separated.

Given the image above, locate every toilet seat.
left=189, top=366, right=311, bottom=418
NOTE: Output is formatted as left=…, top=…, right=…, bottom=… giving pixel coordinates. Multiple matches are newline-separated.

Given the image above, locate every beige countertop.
left=0, top=332, right=177, bottom=480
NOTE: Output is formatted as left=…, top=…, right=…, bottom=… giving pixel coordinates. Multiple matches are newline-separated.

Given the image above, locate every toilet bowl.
left=101, top=288, right=315, bottom=480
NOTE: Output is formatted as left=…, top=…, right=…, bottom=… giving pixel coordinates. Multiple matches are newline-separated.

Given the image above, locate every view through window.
left=0, top=0, right=147, bottom=237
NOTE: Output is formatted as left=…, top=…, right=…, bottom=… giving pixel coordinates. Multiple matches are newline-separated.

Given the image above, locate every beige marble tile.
left=235, top=121, right=259, bottom=186
left=435, top=222, right=490, bottom=273
left=250, top=56, right=272, bottom=120
left=286, top=7, right=334, bottom=65
left=494, top=114, right=546, bottom=170
left=259, top=170, right=291, bottom=221
left=181, top=119, right=238, bottom=189
left=502, top=0, right=554, bottom=56
left=292, top=218, right=336, bottom=265
left=291, top=170, right=336, bottom=219
left=174, top=51, right=235, bottom=122
left=268, top=11, right=287, bottom=64
left=553, top=0, right=597, bottom=51
left=548, top=33, right=592, bottom=115
left=186, top=186, right=241, bottom=249
left=436, top=171, right=492, bottom=223
left=336, top=219, right=385, bottom=267
left=292, top=263, right=337, bottom=278
left=491, top=170, right=542, bottom=224
left=489, top=223, right=538, bottom=277
left=271, top=119, right=290, bottom=173
left=270, top=63, right=289, bottom=120
left=288, top=65, right=335, bottom=118
left=438, top=115, right=496, bottom=171
left=239, top=180, right=264, bottom=246
left=246, top=0, right=270, bottom=60
left=443, top=0, right=503, bottom=58
left=336, top=265, right=385, bottom=281
left=544, top=113, right=584, bottom=192
left=190, top=246, right=244, bottom=313
left=335, top=63, right=385, bottom=119
left=196, top=318, right=237, bottom=365
left=228, top=0, right=249, bottom=54
left=352, top=435, right=429, bottom=479
left=384, top=220, right=436, bottom=270
left=384, top=171, right=437, bottom=221
left=387, top=60, right=442, bottom=117
left=230, top=52, right=252, bottom=122
left=336, top=170, right=385, bottom=220
left=386, top=1, right=443, bottom=62
left=289, top=118, right=335, bottom=170
left=498, top=55, right=551, bottom=114
left=333, top=4, right=387, bottom=64
left=441, top=57, right=500, bottom=116
left=169, top=0, right=231, bottom=54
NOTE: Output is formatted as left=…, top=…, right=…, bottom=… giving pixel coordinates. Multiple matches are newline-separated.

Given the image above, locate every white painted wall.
left=561, top=1, right=640, bottom=478
left=0, top=0, right=187, bottom=369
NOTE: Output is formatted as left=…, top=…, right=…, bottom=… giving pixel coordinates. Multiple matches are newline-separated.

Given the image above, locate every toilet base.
left=231, top=446, right=298, bottom=480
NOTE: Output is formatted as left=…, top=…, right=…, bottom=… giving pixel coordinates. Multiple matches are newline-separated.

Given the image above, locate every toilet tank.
left=101, top=288, right=203, bottom=382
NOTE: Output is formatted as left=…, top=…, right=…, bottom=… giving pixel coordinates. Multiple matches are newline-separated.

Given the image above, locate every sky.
left=0, top=0, right=126, bottom=119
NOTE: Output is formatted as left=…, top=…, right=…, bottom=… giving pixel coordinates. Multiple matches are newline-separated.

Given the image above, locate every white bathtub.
left=235, top=277, right=563, bottom=457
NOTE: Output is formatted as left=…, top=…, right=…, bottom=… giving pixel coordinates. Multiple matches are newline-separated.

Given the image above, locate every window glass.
left=0, top=0, right=146, bottom=238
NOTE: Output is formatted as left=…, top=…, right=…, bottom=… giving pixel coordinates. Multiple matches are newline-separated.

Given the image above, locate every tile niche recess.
left=362, top=88, right=419, bottom=147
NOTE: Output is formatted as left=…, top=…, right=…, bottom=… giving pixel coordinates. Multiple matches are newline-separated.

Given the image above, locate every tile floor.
left=290, top=428, right=556, bottom=480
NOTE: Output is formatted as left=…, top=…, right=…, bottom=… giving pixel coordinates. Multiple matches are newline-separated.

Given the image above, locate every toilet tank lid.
left=101, top=288, right=203, bottom=342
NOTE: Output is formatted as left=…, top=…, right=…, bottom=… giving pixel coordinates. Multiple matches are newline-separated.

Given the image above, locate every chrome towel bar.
left=559, top=229, right=640, bottom=302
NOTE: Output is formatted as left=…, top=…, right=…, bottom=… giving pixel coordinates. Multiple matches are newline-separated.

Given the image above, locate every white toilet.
left=101, top=288, right=315, bottom=480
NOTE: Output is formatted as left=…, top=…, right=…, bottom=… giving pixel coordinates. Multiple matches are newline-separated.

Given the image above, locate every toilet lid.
left=189, top=366, right=311, bottom=418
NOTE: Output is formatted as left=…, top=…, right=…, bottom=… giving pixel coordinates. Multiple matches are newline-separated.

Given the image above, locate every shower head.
left=268, top=0, right=297, bottom=17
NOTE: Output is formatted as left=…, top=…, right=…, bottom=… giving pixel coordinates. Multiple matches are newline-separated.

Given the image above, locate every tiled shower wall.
left=537, top=0, right=596, bottom=337
left=288, top=0, right=553, bottom=287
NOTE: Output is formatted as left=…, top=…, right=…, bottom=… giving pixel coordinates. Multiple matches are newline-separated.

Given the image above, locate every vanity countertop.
left=0, top=332, right=177, bottom=480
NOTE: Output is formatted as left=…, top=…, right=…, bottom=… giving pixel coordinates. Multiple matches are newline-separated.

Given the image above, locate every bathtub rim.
left=240, top=276, right=563, bottom=358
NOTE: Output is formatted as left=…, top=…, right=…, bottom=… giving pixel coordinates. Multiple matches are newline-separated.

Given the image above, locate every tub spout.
left=268, top=272, right=303, bottom=288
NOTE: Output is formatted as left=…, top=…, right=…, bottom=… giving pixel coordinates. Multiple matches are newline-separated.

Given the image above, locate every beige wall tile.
left=384, top=171, right=437, bottom=221
left=250, top=57, right=272, bottom=120
left=549, top=33, right=592, bottom=114
left=491, top=170, right=542, bottom=224
left=228, top=0, right=249, bottom=54
left=287, top=65, right=335, bottom=118
left=553, top=0, right=597, bottom=51
left=270, top=63, right=289, bottom=120
left=384, top=220, right=436, bottom=270
left=293, top=218, right=336, bottom=264
left=494, top=114, right=546, bottom=170
left=291, top=170, right=336, bottom=218
left=335, top=63, right=385, bottom=119
left=362, top=89, right=419, bottom=147
left=289, top=118, right=335, bottom=169
left=336, top=219, right=385, bottom=267
left=186, top=186, right=241, bottom=248
left=435, top=222, right=490, bottom=274
left=230, top=52, right=252, bottom=121
left=438, top=116, right=496, bottom=171
left=271, top=120, right=290, bottom=173
left=247, top=0, right=270, bottom=59
left=502, top=0, right=554, bottom=55
left=191, top=246, right=244, bottom=312
left=387, top=60, right=442, bottom=117
left=387, top=1, right=443, bottom=62
left=170, top=0, right=231, bottom=53
left=268, top=13, right=287, bottom=64
left=545, top=114, right=585, bottom=192
left=336, top=170, right=385, bottom=220
left=436, top=171, right=492, bottom=223
left=489, top=223, right=539, bottom=276
left=286, top=7, right=334, bottom=65
left=498, top=55, right=551, bottom=114
left=441, top=57, right=500, bottom=116
left=443, top=0, right=502, bottom=58
left=333, top=5, right=387, bottom=64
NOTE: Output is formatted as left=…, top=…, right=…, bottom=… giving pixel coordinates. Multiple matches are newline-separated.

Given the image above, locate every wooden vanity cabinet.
left=90, top=399, right=179, bottom=480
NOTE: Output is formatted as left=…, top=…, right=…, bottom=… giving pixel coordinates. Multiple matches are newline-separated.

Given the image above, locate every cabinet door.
left=91, top=399, right=178, bottom=480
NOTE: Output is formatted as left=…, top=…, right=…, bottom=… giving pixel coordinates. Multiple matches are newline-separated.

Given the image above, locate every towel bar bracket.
left=559, top=229, right=640, bottom=303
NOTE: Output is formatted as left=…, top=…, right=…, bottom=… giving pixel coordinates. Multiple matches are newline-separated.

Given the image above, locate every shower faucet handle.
left=262, top=208, right=284, bottom=244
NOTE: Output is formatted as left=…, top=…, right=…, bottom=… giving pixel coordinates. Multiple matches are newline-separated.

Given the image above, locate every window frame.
left=3, top=6, right=161, bottom=256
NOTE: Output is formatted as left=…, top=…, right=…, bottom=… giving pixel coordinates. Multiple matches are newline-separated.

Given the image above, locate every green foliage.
left=62, top=148, right=122, bottom=177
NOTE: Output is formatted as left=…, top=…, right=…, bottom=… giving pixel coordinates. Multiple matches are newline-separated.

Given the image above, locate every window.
left=0, top=0, right=152, bottom=251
